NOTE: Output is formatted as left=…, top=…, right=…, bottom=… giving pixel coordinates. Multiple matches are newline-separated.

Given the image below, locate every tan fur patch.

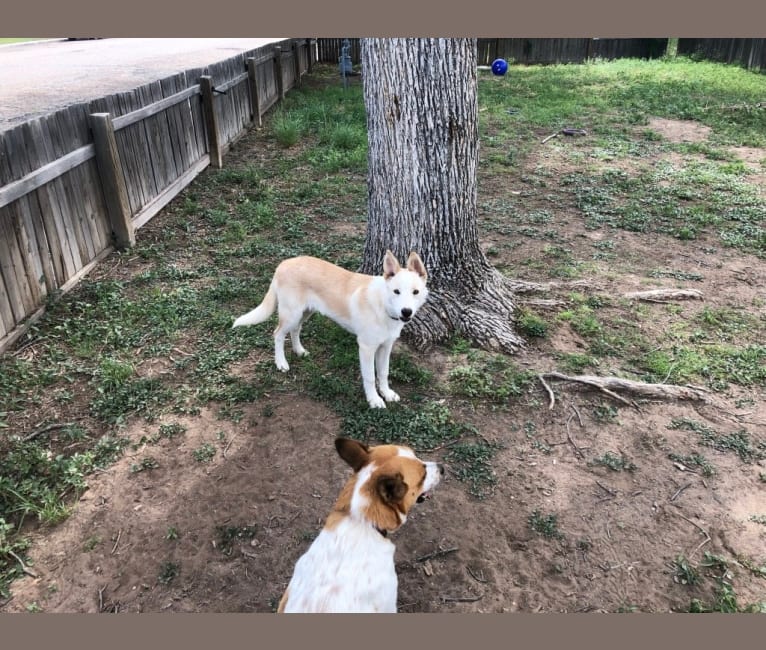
left=326, top=443, right=426, bottom=533
left=277, top=586, right=289, bottom=613
left=273, top=257, right=371, bottom=323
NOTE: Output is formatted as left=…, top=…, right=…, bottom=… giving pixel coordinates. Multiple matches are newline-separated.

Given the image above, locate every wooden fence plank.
left=0, top=213, right=33, bottom=322
left=0, top=255, right=12, bottom=336
left=41, top=112, right=92, bottom=265
left=65, top=103, right=111, bottom=255
left=52, top=107, right=96, bottom=261
left=160, top=73, right=196, bottom=174
left=143, top=81, right=179, bottom=193
left=0, top=128, right=62, bottom=292
left=115, top=89, right=155, bottom=214
left=183, top=67, right=209, bottom=163
left=252, top=57, right=263, bottom=128
left=19, top=120, right=79, bottom=283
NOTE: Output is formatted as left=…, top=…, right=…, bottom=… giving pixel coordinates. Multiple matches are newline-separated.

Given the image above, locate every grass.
left=1, top=58, right=766, bottom=606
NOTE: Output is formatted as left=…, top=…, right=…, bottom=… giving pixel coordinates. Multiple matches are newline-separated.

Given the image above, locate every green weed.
left=215, top=524, right=258, bottom=556
left=668, top=452, right=716, bottom=477
left=192, top=443, right=217, bottom=463
left=672, top=555, right=700, bottom=586
left=589, top=451, right=637, bottom=472
left=444, top=441, right=500, bottom=499
left=668, top=418, right=765, bottom=463
left=528, top=509, right=564, bottom=540
left=158, top=561, right=180, bottom=585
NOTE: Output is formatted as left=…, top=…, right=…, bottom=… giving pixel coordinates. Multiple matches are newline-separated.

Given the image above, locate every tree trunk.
left=359, top=38, right=524, bottom=353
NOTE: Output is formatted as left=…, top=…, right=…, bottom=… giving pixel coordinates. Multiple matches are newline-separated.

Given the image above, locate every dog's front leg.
left=358, top=342, right=385, bottom=408
left=375, top=339, right=400, bottom=404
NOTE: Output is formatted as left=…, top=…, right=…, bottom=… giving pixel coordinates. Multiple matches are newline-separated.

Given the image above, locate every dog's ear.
left=406, top=251, right=427, bottom=281
left=335, top=437, right=370, bottom=472
left=376, top=472, right=408, bottom=505
left=382, top=250, right=401, bottom=279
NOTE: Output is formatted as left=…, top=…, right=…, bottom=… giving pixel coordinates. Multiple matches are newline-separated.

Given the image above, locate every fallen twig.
left=111, top=529, right=122, bottom=555
left=8, top=550, right=37, bottom=578
left=570, top=403, right=584, bottom=427
left=98, top=585, right=107, bottom=612
left=670, top=483, right=693, bottom=502
left=541, top=132, right=560, bottom=144
left=566, top=413, right=585, bottom=459
left=670, top=507, right=711, bottom=559
left=596, top=481, right=617, bottom=497
left=23, top=422, right=76, bottom=442
left=441, top=594, right=483, bottom=603
left=222, top=432, right=239, bottom=459
left=467, top=565, right=488, bottom=583
left=415, top=546, right=459, bottom=563
left=430, top=438, right=463, bottom=452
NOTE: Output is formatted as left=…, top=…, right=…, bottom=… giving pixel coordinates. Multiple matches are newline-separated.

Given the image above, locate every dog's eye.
left=413, top=290, right=419, bottom=295
left=394, top=289, right=400, bottom=295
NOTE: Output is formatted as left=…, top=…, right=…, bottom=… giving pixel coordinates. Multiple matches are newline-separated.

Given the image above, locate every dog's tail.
left=232, top=284, right=277, bottom=328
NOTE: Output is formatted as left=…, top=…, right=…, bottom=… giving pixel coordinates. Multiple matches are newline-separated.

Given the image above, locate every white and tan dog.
left=278, top=437, right=443, bottom=613
left=232, top=251, right=428, bottom=408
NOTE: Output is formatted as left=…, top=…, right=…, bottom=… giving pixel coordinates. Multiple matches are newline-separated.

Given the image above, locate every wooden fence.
left=315, top=38, right=669, bottom=66
left=477, top=38, right=669, bottom=65
left=677, top=38, right=766, bottom=72
left=0, top=38, right=315, bottom=354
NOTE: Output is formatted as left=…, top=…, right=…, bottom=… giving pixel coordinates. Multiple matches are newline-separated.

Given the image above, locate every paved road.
left=0, top=38, right=288, bottom=131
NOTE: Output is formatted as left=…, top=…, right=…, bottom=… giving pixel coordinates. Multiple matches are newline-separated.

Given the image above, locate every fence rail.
left=0, top=38, right=316, bottom=353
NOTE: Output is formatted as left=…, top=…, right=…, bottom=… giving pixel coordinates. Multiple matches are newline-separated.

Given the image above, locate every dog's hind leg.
left=274, top=310, right=304, bottom=371
left=289, top=311, right=311, bottom=358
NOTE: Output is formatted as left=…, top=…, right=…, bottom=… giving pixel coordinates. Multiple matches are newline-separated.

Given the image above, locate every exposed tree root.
left=624, top=289, right=704, bottom=303
left=539, top=372, right=710, bottom=410
left=404, top=270, right=525, bottom=353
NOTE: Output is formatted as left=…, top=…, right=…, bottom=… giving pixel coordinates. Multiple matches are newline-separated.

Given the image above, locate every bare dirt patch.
left=648, top=117, right=712, bottom=143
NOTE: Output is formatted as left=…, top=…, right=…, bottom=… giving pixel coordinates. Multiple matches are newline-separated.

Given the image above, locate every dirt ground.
left=2, top=114, right=765, bottom=614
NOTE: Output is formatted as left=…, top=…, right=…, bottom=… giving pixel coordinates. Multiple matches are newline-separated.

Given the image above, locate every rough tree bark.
left=359, top=38, right=525, bottom=353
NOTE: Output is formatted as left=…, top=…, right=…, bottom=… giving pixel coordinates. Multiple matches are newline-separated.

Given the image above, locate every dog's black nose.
left=401, top=308, right=413, bottom=320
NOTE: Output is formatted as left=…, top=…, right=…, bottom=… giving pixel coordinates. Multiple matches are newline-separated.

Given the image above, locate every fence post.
left=293, top=41, right=302, bottom=86
left=89, top=112, right=135, bottom=249
left=274, top=46, right=285, bottom=101
left=247, top=57, right=262, bottom=128
left=200, top=76, right=223, bottom=168
left=308, top=39, right=316, bottom=74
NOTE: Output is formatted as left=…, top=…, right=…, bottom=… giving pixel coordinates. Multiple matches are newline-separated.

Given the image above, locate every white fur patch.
left=280, top=518, right=398, bottom=613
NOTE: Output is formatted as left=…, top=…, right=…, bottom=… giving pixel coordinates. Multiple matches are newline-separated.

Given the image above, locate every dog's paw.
left=294, top=348, right=309, bottom=357
left=275, top=360, right=290, bottom=372
left=368, top=395, right=387, bottom=409
left=380, top=389, right=400, bottom=403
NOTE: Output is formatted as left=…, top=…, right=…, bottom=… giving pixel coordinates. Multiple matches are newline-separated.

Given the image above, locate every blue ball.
left=491, top=58, right=508, bottom=76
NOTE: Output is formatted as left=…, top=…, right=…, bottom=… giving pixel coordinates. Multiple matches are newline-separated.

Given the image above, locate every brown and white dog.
left=232, top=251, right=429, bottom=408
left=277, top=437, right=444, bottom=613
